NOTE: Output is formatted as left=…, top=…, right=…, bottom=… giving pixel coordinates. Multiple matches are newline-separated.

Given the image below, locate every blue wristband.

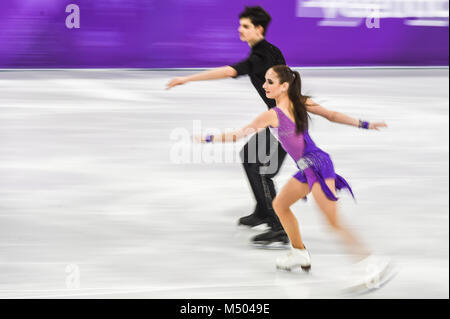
left=359, top=120, right=370, bottom=129
left=205, top=134, right=214, bottom=143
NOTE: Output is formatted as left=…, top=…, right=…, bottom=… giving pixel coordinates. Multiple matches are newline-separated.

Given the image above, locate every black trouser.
left=240, top=128, right=287, bottom=229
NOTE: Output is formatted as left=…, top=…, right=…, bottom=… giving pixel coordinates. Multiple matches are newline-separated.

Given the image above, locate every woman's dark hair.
left=239, top=6, right=271, bottom=36
left=271, top=65, right=310, bottom=134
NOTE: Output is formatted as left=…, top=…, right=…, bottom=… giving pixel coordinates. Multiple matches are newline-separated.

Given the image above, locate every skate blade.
left=276, top=264, right=312, bottom=273
left=342, top=261, right=398, bottom=295
left=238, top=223, right=271, bottom=232
left=252, top=241, right=290, bottom=250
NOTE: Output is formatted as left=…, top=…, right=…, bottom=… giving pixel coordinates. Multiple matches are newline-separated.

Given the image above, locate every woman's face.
left=263, top=68, right=288, bottom=100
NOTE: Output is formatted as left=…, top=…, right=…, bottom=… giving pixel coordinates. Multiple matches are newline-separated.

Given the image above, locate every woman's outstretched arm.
left=196, top=109, right=277, bottom=143
left=305, top=98, right=387, bottom=130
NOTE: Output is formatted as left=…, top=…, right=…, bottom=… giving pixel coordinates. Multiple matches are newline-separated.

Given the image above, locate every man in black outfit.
left=167, top=6, right=289, bottom=248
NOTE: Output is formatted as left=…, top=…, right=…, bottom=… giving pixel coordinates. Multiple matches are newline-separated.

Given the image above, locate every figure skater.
left=195, top=65, right=388, bottom=272
left=168, top=6, right=389, bottom=252
left=167, top=6, right=291, bottom=248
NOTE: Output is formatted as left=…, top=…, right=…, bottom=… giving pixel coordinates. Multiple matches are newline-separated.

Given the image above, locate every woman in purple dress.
left=196, top=65, right=387, bottom=272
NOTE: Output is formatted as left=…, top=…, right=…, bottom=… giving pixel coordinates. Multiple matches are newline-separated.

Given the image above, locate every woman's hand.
left=369, top=122, right=388, bottom=131
left=193, top=135, right=206, bottom=143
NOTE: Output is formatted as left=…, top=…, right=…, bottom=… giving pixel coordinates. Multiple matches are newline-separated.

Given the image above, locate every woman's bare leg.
left=272, top=178, right=310, bottom=249
left=311, top=178, right=370, bottom=257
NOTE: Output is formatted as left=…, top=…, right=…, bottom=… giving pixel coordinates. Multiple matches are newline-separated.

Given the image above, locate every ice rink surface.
left=0, top=68, right=448, bottom=299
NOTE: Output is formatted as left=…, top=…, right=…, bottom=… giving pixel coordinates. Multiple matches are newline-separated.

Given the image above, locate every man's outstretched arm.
left=166, top=66, right=237, bottom=89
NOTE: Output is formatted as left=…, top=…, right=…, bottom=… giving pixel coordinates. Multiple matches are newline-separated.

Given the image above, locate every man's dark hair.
left=239, top=6, right=272, bottom=36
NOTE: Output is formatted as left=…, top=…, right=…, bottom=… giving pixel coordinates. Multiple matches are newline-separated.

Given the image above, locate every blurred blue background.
left=0, top=0, right=448, bottom=68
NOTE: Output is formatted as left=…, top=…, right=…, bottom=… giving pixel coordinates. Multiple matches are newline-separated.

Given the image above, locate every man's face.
left=238, top=18, right=263, bottom=43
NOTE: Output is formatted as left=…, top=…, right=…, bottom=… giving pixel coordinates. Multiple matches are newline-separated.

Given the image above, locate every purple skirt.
left=293, top=151, right=355, bottom=201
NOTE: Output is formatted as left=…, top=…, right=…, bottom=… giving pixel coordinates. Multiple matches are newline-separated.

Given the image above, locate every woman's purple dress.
left=269, top=107, right=354, bottom=201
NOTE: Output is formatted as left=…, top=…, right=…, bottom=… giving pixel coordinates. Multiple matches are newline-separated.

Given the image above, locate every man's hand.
left=166, top=77, right=188, bottom=90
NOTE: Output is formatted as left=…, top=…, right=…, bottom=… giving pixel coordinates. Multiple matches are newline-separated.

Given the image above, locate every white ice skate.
left=276, top=247, right=311, bottom=272
left=343, top=254, right=396, bottom=294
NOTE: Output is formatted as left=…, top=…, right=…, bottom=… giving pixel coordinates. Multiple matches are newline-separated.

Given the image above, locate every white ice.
left=0, top=69, right=448, bottom=298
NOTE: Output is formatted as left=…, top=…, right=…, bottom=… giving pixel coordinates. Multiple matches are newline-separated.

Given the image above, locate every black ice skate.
left=251, top=229, right=290, bottom=249
left=238, top=213, right=271, bottom=231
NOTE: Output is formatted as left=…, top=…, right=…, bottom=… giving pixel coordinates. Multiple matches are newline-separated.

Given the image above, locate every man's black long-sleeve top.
left=230, top=39, right=286, bottom=109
